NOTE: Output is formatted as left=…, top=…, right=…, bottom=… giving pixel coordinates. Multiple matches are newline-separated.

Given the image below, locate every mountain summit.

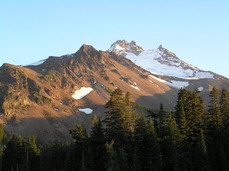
left=108, top=40, right=144, bottom=55
left=108, top=40, right=217, bottom=80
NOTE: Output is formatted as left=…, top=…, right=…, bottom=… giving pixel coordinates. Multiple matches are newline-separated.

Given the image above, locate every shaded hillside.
left=0, top=44, right=174, bottom=141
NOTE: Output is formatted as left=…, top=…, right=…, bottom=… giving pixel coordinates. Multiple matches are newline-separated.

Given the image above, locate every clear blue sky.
left=1, top=0, right=229, bottom=78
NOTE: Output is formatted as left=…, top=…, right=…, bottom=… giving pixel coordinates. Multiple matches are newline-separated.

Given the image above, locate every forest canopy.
left=0, top=87, right=229, bottom=171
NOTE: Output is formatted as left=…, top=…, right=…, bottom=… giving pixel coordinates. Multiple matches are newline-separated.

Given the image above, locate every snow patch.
left=185, top=77, right=200, bottom=80
left=166, top=80, right=189, bottom=89
left=130, top=85, right=140, bottom=91
left=108, top=44, right=125, bottom=53
left=198, top=87, right=204, bottom=91
left=78, top=108, right=93, bottom=114
left=150, top=75, right=167, bottom=83
left=113, top=45, right=125, bottom=52
left=53, top=108, right=59, bottom=111
left=149, top=80, right=160, bottom=87
left=195, top=72, right=214, bottom=79
left=72, top=87, right=94, bottom=100
left=150, top=75, right=189, bottom=89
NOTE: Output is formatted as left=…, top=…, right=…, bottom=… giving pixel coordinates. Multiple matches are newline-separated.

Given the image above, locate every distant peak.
left=158, top=44, right=164, bottom=50
left=108, top=40, right=143, bottom=55
left=79, top=44, right=97, bottom=51
left=76, top=44, right=99, bottom=56
left=130, top=40, right=136, bottom=45
left=156, top=44, right=179, bottom=58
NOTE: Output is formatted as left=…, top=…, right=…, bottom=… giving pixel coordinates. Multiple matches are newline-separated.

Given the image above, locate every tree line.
left=0, top=87, right=228, bottom=171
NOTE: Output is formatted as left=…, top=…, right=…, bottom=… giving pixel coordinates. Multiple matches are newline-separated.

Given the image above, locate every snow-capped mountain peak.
left=108, top=40, right=144, bottom=55
left=109, top=40, right=217, bottom=80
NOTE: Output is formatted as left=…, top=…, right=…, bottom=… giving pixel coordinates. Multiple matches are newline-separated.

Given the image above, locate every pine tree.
left=147, top=118, right=162, bottom=170
left=134, top=114, right=161, bottom=170
left=26, top=136, right=41, bottom=171
left=87, top=115, right=106, bottom=171
left=104, top=88, right=128, bottom=148
left=174, top=89, right=192, bottom=169
left=105, top=140, right=120, bottom=171
left=104, top=88, right=136, bottom=170
left=123, top=92, right=137, bottom=133
left=175, top=89, right=190, bottom=136
left=157, top=103, right=166, bottom=129
left=2, top=135, right=27, bottom=171
left=104, top=88, right=136, bottom=142
left=220, top=88, right=229, bottom=165
left=186, top=89, right=205, bottom=140
left=160, top=113, right=183, bottom=171
left=206, top=87, right=228, bottom=170
left=69, top=124, right=88, bottom=171
left=220, top=88, right=229, bottom=124
left=134, top=114, right=147, bottom=170
left=186, top=89, right=209, bottom=170
left=41, top=142, right=69, bottom=170
left=208, top=87, right=223, bottom=127
left=191, top=129, right=209, bottom=171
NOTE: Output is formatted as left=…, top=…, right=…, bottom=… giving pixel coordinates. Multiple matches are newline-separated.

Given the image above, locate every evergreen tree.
left=220, top=88, right=229, bottom=124
left=160, top=113, right=182, bottom=171
left=104, top=88, right=136, bottom=170
left=206, top=87, right=228, bottom=170
left=187, top=89, right=209, bottom=170
left=87, top=115, right=106, bottom=171
left=220, top=88, right=229, bottom=165
left=174, top=89, right=191, bottom=169
left=191, top=129, right=209, bottom=171
left=208, top=87, right=223, bottom=127
left=147, top=118, right=162, bottom=170
left=123, top=92, right=137, bottom=133
left=134, top=114, right=148, bottom=170
left=105, top=140, right=121, bottom=171
left=104, top=88, right=136, bottom=146
left=104, top=88, right=128, bottom=148
left=41, top=142, right=68, bottom=171
left=187, top=89, right=205, bottom=136
left=2, top=135, right=27, bottom=171
left=134, top=114, right=161, bottom=170
left=175, top=89, right=190, bottom=136
left=186, top=90, right=205, bottom=143
left=26, top=136, right=41, bottom=171
left=157, top=103, right=166, bottom=129
left=69, top=124, right=88, bottom=171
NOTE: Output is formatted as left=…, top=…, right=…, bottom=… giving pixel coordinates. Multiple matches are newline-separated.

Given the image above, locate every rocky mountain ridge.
left=0, top=40, right=228, bottom=141
left=0, top=44, right=174, bottom=141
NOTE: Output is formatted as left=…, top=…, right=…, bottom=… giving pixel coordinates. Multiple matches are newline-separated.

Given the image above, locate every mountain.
left=0, top=40, right=228, bottom=141
left=0, top=44, right=175, bottom=142
left=109, top=40, right=221, bottom=79
left=108, top=40, right=228, bottom=89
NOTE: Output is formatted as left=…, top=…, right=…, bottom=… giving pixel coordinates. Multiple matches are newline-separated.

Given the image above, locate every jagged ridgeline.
left=0, top=40, right=229, bottom=142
